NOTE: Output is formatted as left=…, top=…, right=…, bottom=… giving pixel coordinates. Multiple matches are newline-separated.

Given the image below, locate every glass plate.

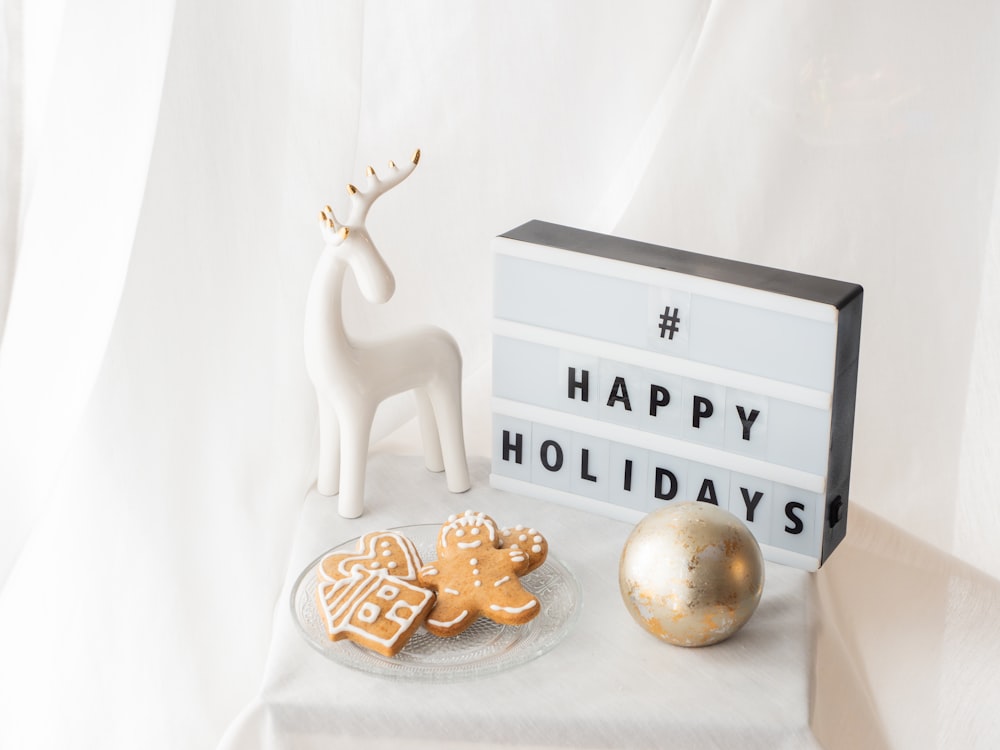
left=290, top=523, right=580, bottom=682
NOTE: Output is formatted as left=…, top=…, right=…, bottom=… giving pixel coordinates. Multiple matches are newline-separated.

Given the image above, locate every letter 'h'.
left=502, top=430, right=523, bottom=464
left=567, top=367, right=589, bottom=401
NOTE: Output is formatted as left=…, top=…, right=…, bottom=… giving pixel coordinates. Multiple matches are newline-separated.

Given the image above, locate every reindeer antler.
left=345, top=149, right=420, bottom=225
left=318, top=205, right=350, bottom=246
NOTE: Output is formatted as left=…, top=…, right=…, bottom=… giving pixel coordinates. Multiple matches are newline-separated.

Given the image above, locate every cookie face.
left=418, top=510, right=548, bottom=637
left=315, top=530, right=434, bottom=656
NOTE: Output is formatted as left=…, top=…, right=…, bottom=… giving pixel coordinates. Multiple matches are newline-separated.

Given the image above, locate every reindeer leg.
left=337, top=403, right=375, bottom=518
left=415, top=388, right=445, bottom=473
left=428, top=374, right=471, bottom=494
left=316, top=396, right=340, bottom=496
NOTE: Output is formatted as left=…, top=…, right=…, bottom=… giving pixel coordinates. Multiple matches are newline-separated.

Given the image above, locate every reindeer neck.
left=305, top=251, right=356, bottom=358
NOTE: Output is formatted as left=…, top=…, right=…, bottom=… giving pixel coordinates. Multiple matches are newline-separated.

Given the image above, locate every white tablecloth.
left=219, top=455, right=820, bottom=750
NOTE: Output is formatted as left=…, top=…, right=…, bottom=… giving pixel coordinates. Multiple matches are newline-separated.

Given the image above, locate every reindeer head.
left=317, top=149, right=421, bottom=304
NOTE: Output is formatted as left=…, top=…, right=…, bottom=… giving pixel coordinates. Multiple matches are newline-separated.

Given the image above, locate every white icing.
left=457, top=540, right=482, bottom=549
left=533, top=535, right=543, bottom=543
left=320, top=530, right=424, bottom=582
left=456, top=529, right=465, bottom=537
left=387, top=562, right=398, bottom=569
left=358, top=602, right=381, bottom=623
left=376, top=584, right=400, bottom=600
left=510, top=544, right=520, bottom=550
left=532, top=545, right=542, bottom=553
left=469, top=558, right=478, bottom=566
left=471, top=527, right=480, bottom=535
left=515, top=525, right=524, bottom=531
left=519, top=535, right=527, bottom=542
left=494, top=576, right=510, bottom=587
left=427, top=610, right=468, bottom=628
left=385, top=601, right=414, bottom=628
left=490, top=600, right=537, bottom=614
left=444, top=587, right=460, bottom=595
left=474, top=581, right=482, bottom=587
left=423, top=567, right=439, bottom=576
left=472, top=569, right=479, bottom=575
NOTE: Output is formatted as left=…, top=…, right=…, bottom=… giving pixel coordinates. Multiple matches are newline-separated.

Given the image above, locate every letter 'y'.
left=736, top=405, right=761, bottom=441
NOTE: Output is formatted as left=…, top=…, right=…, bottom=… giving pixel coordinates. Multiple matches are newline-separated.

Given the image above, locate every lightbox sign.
left=490, top=221, right=863, bottom=570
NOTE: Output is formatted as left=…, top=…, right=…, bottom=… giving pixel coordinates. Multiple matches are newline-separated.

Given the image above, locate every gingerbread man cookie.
left=417, top=510, right=548, bottom=637
left=315, top=530, right=435, bottom=657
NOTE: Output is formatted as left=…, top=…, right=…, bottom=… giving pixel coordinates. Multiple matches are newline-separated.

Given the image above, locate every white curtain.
left=1, top=1, right=997, bottom=748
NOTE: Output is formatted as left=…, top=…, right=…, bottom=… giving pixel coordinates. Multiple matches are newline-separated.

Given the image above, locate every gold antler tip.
left=411, top=148, right=421, bottom=165
left=324, top=204, right=333, bottom=214
left=347, top=183, right=358, bottom=195
left=366, top=165, right=376, bottom=177
left=388, top=159, right=397, bottom=169
left=338, top=226, right=350, bottom=239
left=319, top=210, right=327, bottom=221
left=327, top=219, right=334, bottom=228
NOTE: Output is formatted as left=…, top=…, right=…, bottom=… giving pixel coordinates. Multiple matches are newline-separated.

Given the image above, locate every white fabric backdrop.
left=1, top=1, right=998, bottom=747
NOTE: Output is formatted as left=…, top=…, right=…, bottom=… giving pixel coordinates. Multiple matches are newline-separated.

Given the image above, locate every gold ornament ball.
left=619, top=502, right=765, bottom=647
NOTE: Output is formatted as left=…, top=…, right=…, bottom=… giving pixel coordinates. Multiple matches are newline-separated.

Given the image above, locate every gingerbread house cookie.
left=315, top=530, right=435, bottom=657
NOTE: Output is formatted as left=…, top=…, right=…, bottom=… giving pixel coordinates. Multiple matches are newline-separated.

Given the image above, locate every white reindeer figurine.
left=305, top=149, right=471, bottom=518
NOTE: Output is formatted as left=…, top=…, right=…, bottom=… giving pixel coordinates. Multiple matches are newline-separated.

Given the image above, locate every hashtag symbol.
left=658, top=306, right=681, bottom=340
